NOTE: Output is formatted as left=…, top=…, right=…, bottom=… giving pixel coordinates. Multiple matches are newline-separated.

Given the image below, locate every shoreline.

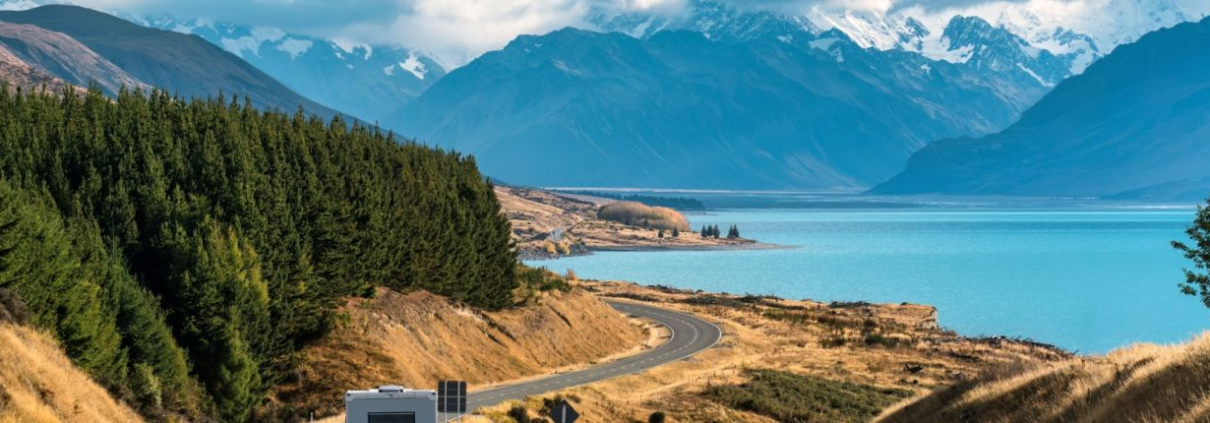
left=522, top=240, right=793, bottom=260
left=587, top=241, right=793, bottom=253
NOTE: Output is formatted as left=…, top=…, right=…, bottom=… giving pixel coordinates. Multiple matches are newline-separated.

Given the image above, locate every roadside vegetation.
left=705, top=369, right=913, bottom=423
left=0, top=87, right=520, bottom=421
left=597, top=201, right=690, bottom=231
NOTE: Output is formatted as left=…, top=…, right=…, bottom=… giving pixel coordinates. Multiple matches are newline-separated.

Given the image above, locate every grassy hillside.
left=879, top=333, right=1210, bottom=422
left=0, top=297, right=141, bottom=423
left=267, top=287, right=645, bottom=421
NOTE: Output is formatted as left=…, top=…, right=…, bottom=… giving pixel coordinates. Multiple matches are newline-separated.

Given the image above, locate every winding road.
left=442, top=300, right=722, bottom=419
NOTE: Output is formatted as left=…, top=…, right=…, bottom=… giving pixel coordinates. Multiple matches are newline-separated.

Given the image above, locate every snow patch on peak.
left=1016, top=63, right=1053, bottom=87
left=809, top=37, right=839, bottom=51
left=276, top=38, right=313, bottom=60
left=331, top=39, right=373, bottom=60
left=399, top=54, right=428, bottom=80
left=218, top=26, right=287, bottom=58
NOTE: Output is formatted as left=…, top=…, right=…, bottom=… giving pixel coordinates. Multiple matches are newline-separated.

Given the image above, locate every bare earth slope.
left=0, top=42, right=79, bottom=93
left=0, top=322, right=142, bottom=423
left=0, top=5, right=341, bottom=118
left=0, top=20, right=144, bottom=94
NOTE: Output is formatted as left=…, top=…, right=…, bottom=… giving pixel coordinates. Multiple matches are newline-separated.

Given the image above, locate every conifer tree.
left=0, top=86, right=525, bottom=421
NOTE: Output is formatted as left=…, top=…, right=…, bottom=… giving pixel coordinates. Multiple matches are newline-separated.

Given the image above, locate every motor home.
left=344, top=386, right=438, bottom=423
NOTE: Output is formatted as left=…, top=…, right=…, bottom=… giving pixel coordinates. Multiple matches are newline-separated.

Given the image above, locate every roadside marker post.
left=551, top=400, right=579, bottom=423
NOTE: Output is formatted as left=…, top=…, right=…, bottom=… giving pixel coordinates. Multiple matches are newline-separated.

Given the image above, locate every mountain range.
left=388, top=0, right=1119, bottom=189
left=874, top=16, right=1210, bottom=199
left=0, top=5, right=339, bottom=118
left=391, top=25, right=1047, bottom=189
left=135, top=16, right=446, bottom=125
left=0, top=1, right=1205, bottom=197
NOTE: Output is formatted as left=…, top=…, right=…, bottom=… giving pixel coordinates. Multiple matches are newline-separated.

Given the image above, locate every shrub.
left=597, top=202, right=690, bottom=231
left=0, top=288, right=27, bottom=324
left=516, top=266, right=572, bottom=301
left=649, top=411, right=667, bottom=423
left=507, top=404, right=529, bottom=422
left=704, top=369, right=913, bottom=423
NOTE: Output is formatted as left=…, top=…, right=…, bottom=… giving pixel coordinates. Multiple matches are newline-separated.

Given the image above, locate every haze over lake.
left=533, top=207, right=1209, bottom=353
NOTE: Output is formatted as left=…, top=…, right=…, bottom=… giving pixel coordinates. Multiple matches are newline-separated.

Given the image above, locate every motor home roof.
left=346, top=386, right=436, bottom=400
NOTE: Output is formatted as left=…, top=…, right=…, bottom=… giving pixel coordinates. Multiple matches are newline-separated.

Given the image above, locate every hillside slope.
left=0, top=5, right=339, bottom=117
left=874, top=17, right=1210, bottom=199
left=0, top=40, right=81, bottom=93
left=264, top=288, right=646, bottom=421
left=879, top=333, right=1210, bottom=422
left=0, top=20, right=143, bottom=94
left=0, top=321, right=142, bottom=423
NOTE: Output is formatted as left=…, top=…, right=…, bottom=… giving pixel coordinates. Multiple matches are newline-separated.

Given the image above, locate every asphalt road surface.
left=441, top=300, right=722, bottom=420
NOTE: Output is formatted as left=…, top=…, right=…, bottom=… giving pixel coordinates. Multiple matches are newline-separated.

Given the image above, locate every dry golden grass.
left=597, top=201, right=690, bottom=231
left=267, top=287, right=646, bottom=421
left=487, top=281, right=1066, bottom=422
left=0, top=323, right=142, bottom=423
left=878, top=333, right=1210, bottom=423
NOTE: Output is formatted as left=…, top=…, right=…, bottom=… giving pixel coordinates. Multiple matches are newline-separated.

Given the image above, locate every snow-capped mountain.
left=875, top=15, right=1210, bottom=199
left=812, top=0, right=1208, bottom=74
left=589, top=1, right=1079, bottom=105
left=588, top=1, right=819, bottom=43
left=133, top=17, right=445, bottom=124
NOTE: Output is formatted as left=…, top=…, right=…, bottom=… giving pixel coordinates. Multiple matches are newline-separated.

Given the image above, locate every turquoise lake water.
left=530, top=208, right=1210, bottom=353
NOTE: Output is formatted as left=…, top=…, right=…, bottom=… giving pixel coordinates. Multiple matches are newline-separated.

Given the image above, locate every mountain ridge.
left=391, top=26, right=1038, bottom=189
left=873, top=16, right=1210, bottom=199
left=0, top=5, right=341, bottom=118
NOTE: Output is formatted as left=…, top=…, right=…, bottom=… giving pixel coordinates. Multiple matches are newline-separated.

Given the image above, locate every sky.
left=12, top=0, right=1210, bottom=67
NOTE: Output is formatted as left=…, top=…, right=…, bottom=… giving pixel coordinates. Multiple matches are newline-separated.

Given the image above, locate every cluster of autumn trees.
left=0, top=87, right=518, bottom=421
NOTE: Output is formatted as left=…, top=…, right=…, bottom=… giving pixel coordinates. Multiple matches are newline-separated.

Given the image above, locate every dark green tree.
left=1174, top=200, right=1210, bottom=310
left=0, top=86, right=525, bottom=421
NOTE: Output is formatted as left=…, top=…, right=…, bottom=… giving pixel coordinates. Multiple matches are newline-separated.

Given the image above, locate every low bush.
left=705, top=369, right=913, bottom=423
left=515, top=266, right=572, bottom=303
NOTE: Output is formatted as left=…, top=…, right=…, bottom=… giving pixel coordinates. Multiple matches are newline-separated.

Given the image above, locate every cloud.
left=343, top=0, right=594, bottom=68
left=23, top=0, right=1210, bottom=68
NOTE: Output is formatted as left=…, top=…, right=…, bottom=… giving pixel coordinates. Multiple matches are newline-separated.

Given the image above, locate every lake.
left=530, top=208, right=1210, bottom=353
